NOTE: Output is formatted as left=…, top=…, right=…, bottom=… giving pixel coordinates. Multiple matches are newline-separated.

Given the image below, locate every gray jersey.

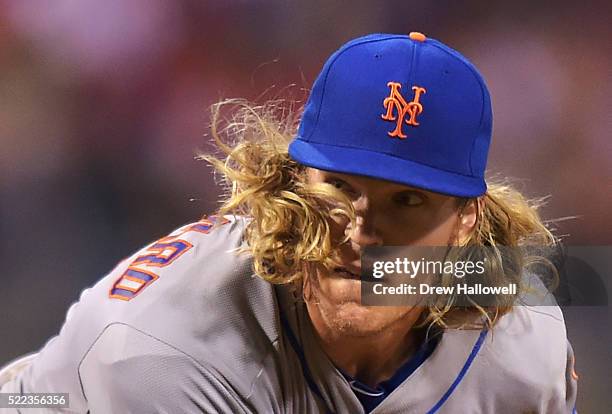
left=1, top=215, right=578, bottom=413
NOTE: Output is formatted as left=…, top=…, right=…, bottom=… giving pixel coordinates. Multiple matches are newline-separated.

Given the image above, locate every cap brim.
left=288, top=139, right=486, bottom=198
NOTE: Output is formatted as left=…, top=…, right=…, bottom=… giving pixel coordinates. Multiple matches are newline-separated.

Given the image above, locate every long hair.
left=200, top=99, right=558, bottom=329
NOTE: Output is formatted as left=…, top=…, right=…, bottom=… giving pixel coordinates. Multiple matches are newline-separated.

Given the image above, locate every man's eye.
left=327, top=179, right=356, bottom=195
left=394, top=192, right=424, bottom=206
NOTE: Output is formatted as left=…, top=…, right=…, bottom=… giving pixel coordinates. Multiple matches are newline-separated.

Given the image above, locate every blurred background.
left=1, top=0, right=610, bottom=411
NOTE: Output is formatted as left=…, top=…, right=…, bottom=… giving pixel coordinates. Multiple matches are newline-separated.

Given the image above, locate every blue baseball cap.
left=288, top=32, right=492, bottom=197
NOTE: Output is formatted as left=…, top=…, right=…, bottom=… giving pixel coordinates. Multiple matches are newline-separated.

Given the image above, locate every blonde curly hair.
left=200, top=98, right=558, bottom=329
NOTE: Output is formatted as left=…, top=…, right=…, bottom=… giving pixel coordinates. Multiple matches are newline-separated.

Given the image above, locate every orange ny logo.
left=381, top=82, right=426, bottom=138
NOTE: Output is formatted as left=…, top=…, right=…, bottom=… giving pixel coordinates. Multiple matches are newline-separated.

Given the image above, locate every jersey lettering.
left=109, top=215, right=230, bottom=301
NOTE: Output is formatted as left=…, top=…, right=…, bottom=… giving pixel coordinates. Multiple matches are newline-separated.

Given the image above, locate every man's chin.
left=320, top=302, right=410, bottom=338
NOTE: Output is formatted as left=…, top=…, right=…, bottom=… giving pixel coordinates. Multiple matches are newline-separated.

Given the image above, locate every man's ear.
left=456, top=199, right=479, bottom=244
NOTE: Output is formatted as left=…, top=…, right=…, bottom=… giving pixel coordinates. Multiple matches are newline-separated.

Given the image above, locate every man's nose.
left=347, top=197, right=383, bottom=247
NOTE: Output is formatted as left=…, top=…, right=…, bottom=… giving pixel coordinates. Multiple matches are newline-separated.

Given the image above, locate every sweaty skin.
left=304, top=168, right=477, bottom=387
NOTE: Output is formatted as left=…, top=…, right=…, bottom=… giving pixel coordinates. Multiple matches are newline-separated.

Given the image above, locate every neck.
left=306, top=303, right=424, bottom=388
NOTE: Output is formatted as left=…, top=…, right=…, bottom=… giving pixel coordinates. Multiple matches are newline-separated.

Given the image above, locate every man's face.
left=304, top=168, right=476, bottom=337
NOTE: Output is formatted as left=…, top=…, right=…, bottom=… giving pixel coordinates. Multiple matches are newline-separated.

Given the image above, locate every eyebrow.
left=323, top=173, right=427, bottom=194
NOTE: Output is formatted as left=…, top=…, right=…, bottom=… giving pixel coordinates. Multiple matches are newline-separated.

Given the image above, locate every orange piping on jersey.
left=183, top=222, right=214, bottom=234
left=117, top=274, right=150, bottom=291
left=114, top=281, right=141, bottom=293
left=571, top=354, right=579, bottom=380
left=109, top=267, right=159, bottom=301
left=109, top=293, right=132, bottom=301
left=133, top=239, right=194, bottom=268
left=167, top=215, right=229, bottom=238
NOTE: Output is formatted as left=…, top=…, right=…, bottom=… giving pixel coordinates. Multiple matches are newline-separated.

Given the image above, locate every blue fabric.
left=289, top=33, right=492, bottom=197
left=339, top=334, right=441, bottom=413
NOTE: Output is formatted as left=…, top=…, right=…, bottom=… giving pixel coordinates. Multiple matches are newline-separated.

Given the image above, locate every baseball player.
left=0, top=32, right=578, bottom=413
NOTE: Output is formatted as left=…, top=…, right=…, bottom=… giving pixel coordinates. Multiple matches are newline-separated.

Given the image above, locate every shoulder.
left=110, top=214, right=248, bottom=300
left=479, top=305, right=567, bottom=379
left=417, top=306, right=574, bottom=413
left=460, top=305, right=571, bottom=412
left=87, top=213, right=281, bottom=364
left=15, top=215, right=283, bottom=410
